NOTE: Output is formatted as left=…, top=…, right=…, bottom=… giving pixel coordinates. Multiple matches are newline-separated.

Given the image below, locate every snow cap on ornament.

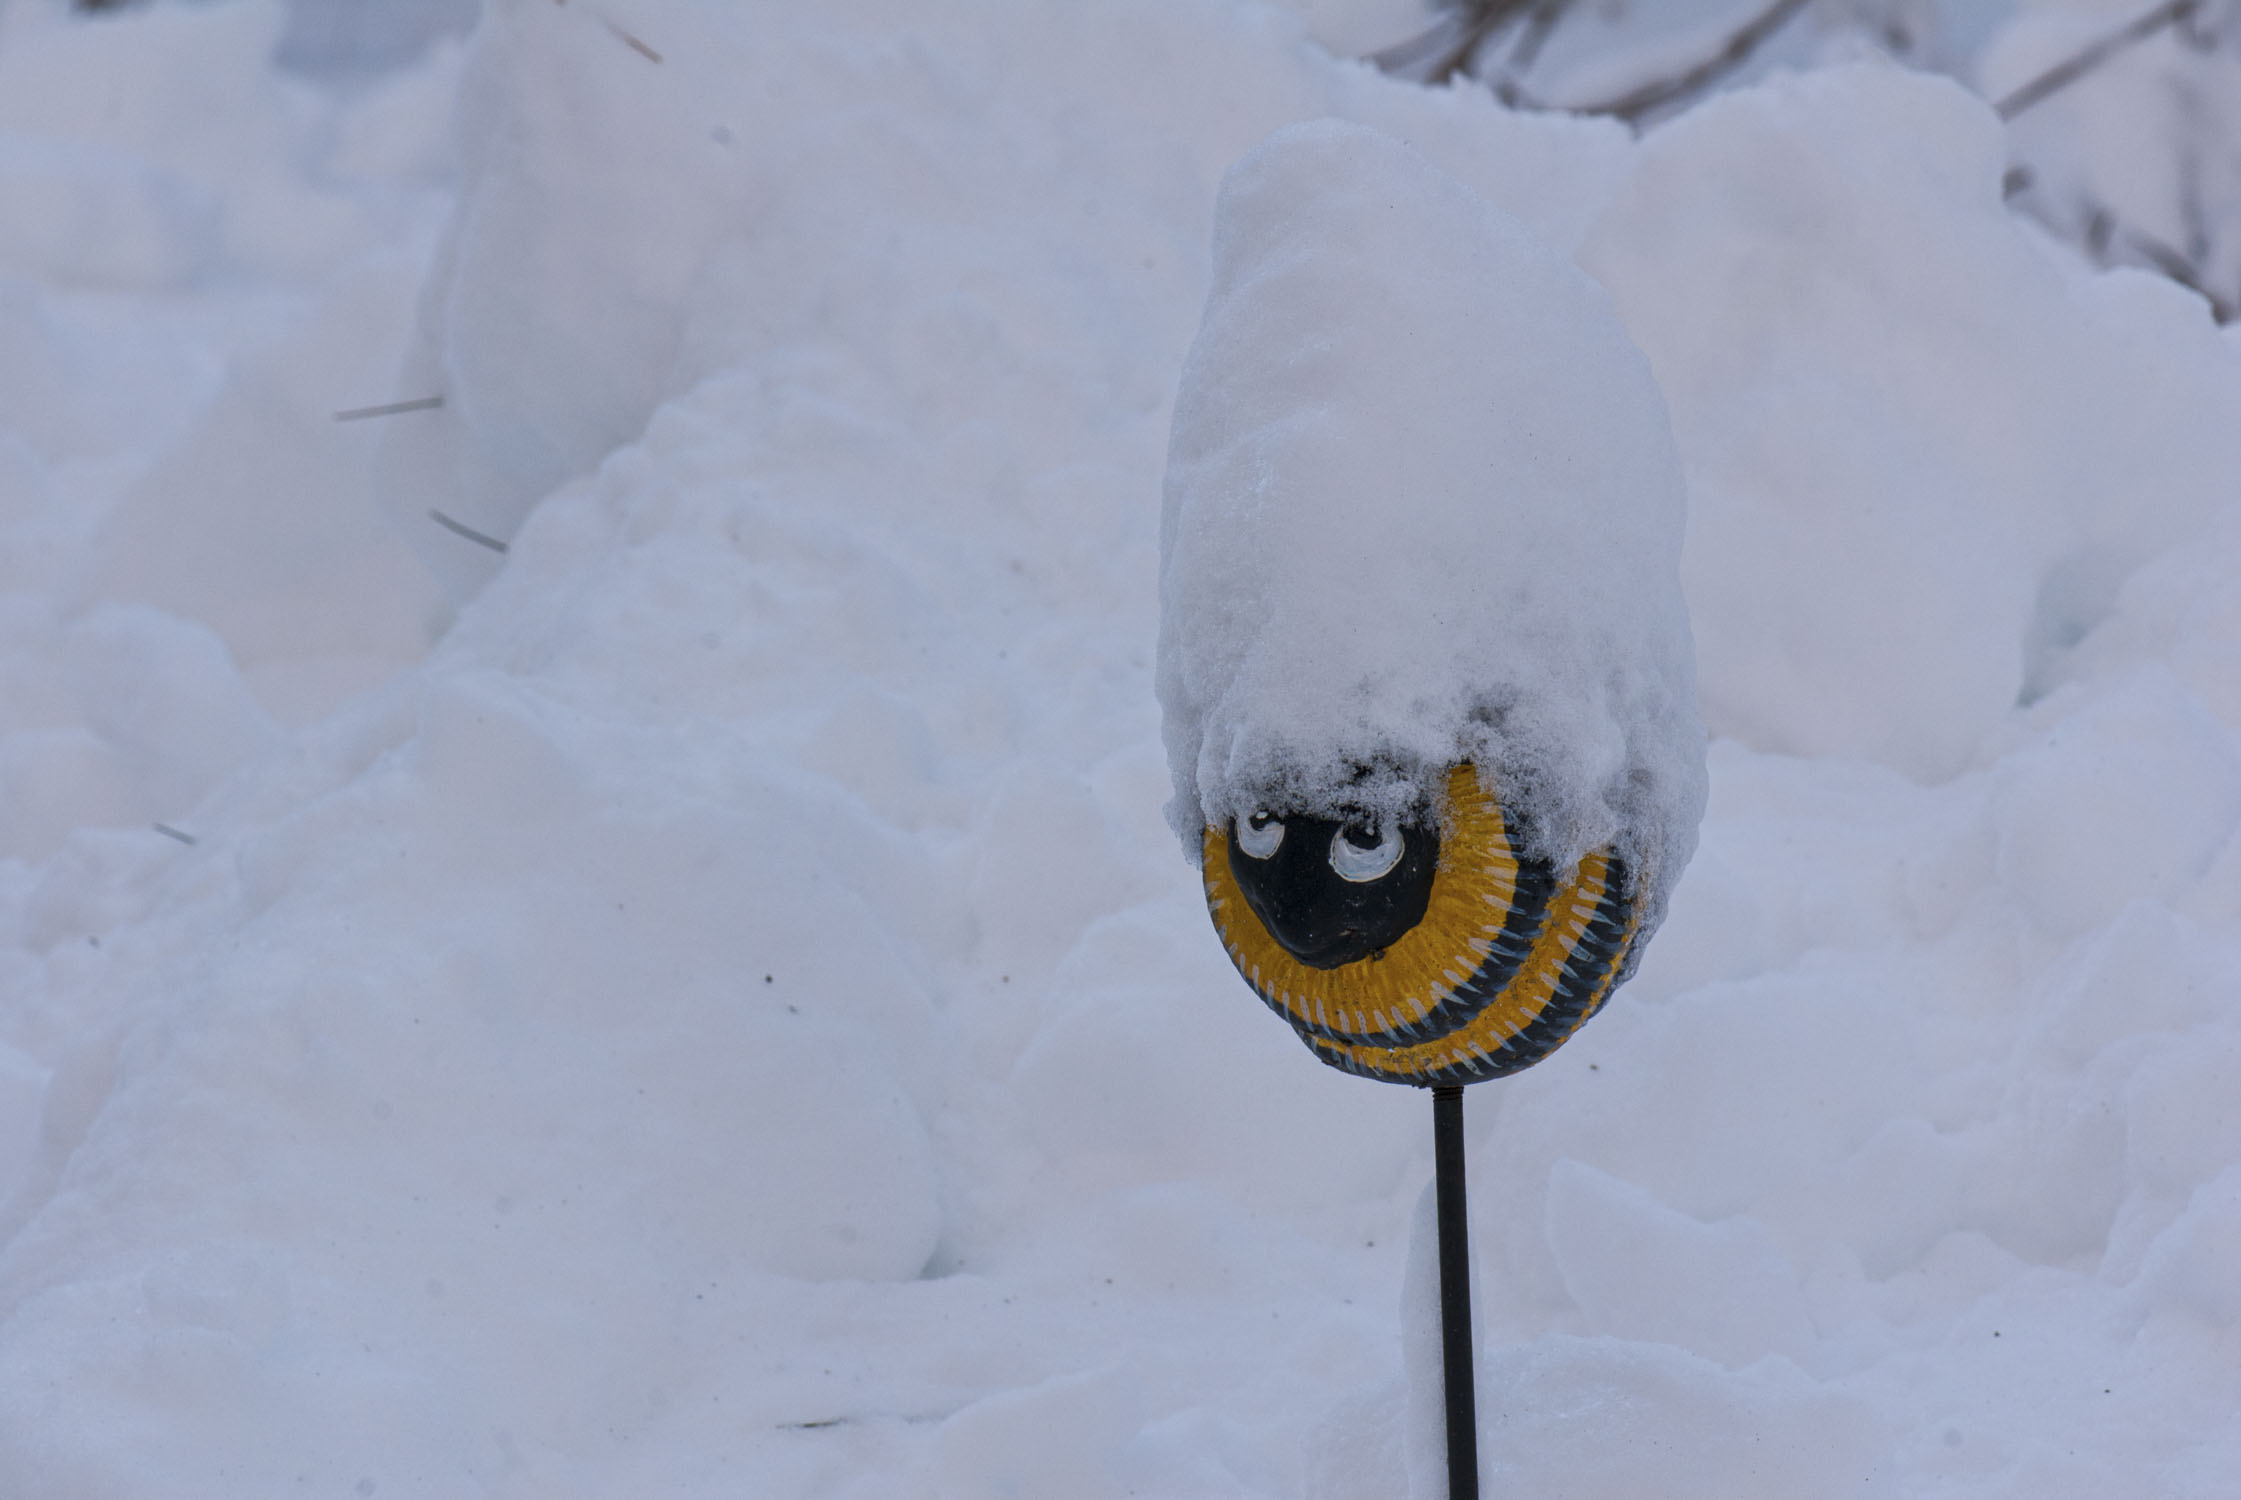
left=1156, top=119, right=1707, bottom=1086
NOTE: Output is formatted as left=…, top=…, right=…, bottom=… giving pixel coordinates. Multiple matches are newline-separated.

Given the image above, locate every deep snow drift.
left=2, top=1, right=2240, bottom=1496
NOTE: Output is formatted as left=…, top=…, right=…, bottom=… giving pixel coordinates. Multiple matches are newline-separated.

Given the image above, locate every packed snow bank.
left=373, top=0, right=1636, bottom=602
left=0, top=675, right=945, bottom=1482
left=2, top=1, right=2240, bottom=1496
left=1158, top=119, right=1705, bottom=915
left=0, top=0, right=452, bottom=861
left=1583, top=64, right=2241, bottom=782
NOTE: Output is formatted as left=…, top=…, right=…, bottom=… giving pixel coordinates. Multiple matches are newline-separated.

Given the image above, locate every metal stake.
left=1432, top=1084, right=1478, bottom=1500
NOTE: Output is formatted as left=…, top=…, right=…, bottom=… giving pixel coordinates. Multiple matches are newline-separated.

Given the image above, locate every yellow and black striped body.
left=1202, top=766, right=1640, bottom=1087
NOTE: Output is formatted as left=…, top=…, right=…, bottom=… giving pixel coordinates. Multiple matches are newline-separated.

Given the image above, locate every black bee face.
left=1224, top=806, right=1439, bottom=969
left=1203, top=766, right=1640, bottom=1087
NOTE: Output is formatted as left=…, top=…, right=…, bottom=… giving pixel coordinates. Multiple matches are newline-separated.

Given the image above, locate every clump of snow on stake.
left=1158, top=119, right=1706, bottom=928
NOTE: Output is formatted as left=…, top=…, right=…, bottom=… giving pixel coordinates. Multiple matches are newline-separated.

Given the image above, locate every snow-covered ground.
left=2, top=1, right=2238, bottom=1494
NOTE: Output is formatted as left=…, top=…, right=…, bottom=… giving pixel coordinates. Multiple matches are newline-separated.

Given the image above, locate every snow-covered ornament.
left=1157, top=120, right=1706, bottom=1499
left=1203, top=765, right=1640, bottom=1085
left=1160, top=117, right=1704, bottom=1086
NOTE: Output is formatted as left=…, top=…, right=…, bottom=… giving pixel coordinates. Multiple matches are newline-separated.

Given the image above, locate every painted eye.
left=1330, top=822, right=1403, bottom=882
left=1237, top=811, right=1284, bottom=860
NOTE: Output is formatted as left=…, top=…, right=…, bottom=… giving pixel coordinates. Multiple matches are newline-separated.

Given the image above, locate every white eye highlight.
left=1237, top=811, right=1284, bottom=860
left=1330, top=823, right=1403, bottom=882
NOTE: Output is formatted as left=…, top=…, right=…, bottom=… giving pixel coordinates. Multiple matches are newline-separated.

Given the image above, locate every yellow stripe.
left=1202, top=766, right=1529, bottom=1044
left=1312, top=856, right=1640, bottom=1083
left=1306, top=851, right=1613, bottom=1074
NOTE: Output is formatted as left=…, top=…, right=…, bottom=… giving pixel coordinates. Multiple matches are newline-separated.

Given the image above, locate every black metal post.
left=1432, top=1083, right=1478, bottom=1500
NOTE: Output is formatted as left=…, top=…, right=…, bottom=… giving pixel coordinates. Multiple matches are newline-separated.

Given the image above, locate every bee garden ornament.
left=1158, top=120, right=1707, bottom=1088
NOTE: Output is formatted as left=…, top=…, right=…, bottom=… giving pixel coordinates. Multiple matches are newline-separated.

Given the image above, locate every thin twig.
left=2087, top=205, right=2115, bottom=258
left=335, top=396, right=444, bottom=423
left=1505, top=0, right=1574, bottom=74
left=1994, top=0, right=2197, bottom=121
left=429, top=510, right=510, bottom=554
left=1572, top=0, right=1814, bottom=124
left=2177, top=113, right=2212, bottom=266
left=2125, top=227, right=2238, bottom=321
left=2027, top=185, right=2241, bottom=325
left=2176, top=1, right=2222, bottom=50
left=605, top=18, right=663, bottom=63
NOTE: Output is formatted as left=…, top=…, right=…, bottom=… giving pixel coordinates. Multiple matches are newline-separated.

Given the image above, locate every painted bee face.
left=1201, top=766, right=1642, bottom=1087
left=1223, top=808, right=1438, bottom=969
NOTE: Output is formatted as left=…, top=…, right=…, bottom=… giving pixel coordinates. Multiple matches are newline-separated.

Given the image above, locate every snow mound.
left=6, top=2, right=2241, bottom=1494
left=1158, top=120, right=1705, bottom=916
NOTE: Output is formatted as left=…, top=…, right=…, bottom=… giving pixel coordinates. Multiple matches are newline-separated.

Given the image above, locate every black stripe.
left=1448, top=852, right=1555, bottom=1015
left=1331, top=849, right=1556, bottom=1049
left=1467, top=857, right=1635, bottom=1081
left=1306, top=856, right=1637, bottom=1088
left=1238, top=849, right=1558, bottom=1051
left=1293, top=849, right=1557, bottom=1050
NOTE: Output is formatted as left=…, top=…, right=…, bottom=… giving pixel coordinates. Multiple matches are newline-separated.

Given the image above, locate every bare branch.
left=1372, top=1, right=1535, bottom=86
left=2026, top=187, right=2240, bottom=326
left=2124, top=227, right=2237, bottom=321
left=1993, top=0, right=2198, bottom=121
left=1571, top=0, right=1815, bottom=124
left=2175, top=0, right=2224, bottom=51
left=1504, top=0, right=1575, bottom=75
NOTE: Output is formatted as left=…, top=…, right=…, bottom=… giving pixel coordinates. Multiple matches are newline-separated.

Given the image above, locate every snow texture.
left=1158, top=120, right=1707, bottom=925
left=1, top=0, right=2240, bottom=1495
